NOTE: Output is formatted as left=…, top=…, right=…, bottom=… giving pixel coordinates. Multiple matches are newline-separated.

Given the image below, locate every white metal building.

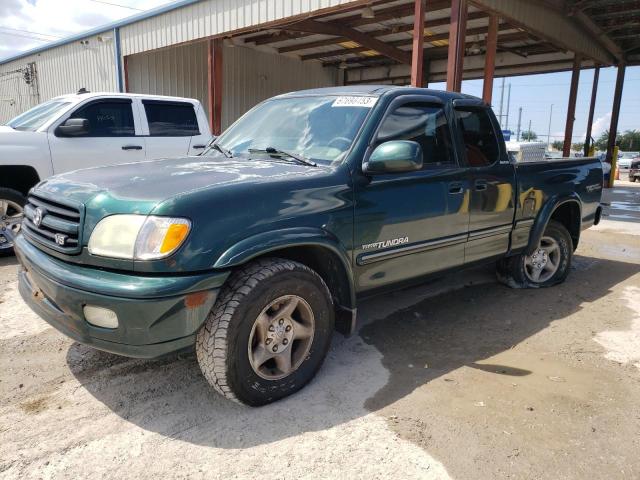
left=1, top=0, right=636, bottom=148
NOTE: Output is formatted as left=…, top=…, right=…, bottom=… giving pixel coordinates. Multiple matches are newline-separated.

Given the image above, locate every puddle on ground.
left=609, top=201, right=639, bottom=211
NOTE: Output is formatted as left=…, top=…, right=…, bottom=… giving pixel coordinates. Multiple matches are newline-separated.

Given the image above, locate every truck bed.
left=514, top=157, right=603, bottom=229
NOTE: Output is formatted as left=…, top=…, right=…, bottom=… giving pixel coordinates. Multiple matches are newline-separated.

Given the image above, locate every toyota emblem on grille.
left=33, top=207, right=45, bottom=227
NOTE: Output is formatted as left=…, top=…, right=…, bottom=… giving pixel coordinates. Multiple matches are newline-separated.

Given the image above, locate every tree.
left=521, top=130, right=537, bottom=141
left=572, top=142, right=585, bottom=152
left=551, top=140, right=564, bottom=151
left=592, top=130, right=639, bottom=152
left=595, top=130, right=611, bottom=151
left=618, top=130, right=640, bottom=151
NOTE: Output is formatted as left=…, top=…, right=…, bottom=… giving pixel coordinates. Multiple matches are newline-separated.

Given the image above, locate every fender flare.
left=526, top=194, right=582, bottom=255
left=213, top=227, right=356, bottom=308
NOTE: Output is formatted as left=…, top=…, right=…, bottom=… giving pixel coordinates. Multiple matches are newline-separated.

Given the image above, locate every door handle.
left=475, top=179, right=488, bottom=191
left=122, top=145, right=143, bottom=150
left=192, top=144, right=207, bottom=149
left=448, top=182, right=464, bottom=194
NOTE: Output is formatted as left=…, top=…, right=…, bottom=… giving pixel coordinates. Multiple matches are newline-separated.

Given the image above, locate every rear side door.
left=453, top=102, right=516, bottom=263
left=139, top=99, right=207, bottom=158
left=48, top=98, right=145, bottom=174
left=353, top=96, right=470, bottom=292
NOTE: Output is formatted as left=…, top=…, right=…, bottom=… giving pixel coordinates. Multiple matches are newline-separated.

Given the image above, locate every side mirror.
left=364, top=140, right=423, bottom=174
left=56, top=118, right=89, bottom=137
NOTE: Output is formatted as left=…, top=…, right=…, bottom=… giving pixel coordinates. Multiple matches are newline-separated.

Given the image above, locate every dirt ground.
left=1, top=182, right=639, bottom=480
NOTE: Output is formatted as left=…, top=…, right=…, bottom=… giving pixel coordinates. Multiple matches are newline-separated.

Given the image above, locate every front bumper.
left=14, top=234, right=229, bottom=358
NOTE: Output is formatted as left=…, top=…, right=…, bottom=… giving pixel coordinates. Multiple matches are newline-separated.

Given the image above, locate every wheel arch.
left=0, top=165, right=40, bottom=196
left=526, top=195, right=582, bottom=254
left=214, top=228, right=356, bottom=334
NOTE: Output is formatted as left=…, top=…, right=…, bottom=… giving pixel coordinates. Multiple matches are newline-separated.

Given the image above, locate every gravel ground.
left=1, top=182, right=639, bottom=480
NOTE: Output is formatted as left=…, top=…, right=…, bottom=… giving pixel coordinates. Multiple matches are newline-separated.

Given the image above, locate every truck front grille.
left=23, top=193, right=83, bottom=254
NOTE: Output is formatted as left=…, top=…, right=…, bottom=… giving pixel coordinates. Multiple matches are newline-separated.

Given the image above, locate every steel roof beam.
left=469, top=0, right=617, bottom=64
left=323, top=31, right=533, bottom=67
left=278, top=12, right=488, bottom=54
left=284, top=19, right=412, bottom=65
left=569, top=10, right=624, bottom=62
left=572, top=0, right=634, bottom=10
left=249, top=1, right=451, bottom=47
left=345, top=52, right=590, bottom=84
left=588, top=4, right=640, bottom=17
left=299, top=24, right=511, bottom=61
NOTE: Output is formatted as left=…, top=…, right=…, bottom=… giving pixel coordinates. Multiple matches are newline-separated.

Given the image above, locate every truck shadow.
left=66, top=254, right=639, bottom=448
left=0, top=255, right=19, bottom=267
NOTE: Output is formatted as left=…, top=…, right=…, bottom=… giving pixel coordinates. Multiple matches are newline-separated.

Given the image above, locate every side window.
left=70, top=100, right=135, bottom=137
left=143, top=101, right=200, bottom=136
left=454, top=107, right=500, bottom=167
left=376, top=102, right=454, bottom=167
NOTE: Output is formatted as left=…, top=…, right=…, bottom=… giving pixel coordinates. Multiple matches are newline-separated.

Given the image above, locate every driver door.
left=353, top=97, right=470, bottom=293
left=48, top=98, right=146, bottom=174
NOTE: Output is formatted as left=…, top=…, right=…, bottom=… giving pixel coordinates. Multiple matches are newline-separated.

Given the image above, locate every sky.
left=439, top=67, right=640, bottom=145
left=1, top=0, right=638, bottom=144
left=0, top=0, right=173, bottom=61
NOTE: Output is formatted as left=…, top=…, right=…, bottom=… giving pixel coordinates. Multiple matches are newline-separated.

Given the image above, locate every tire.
left=196, top=258, right=334, bottom=406
left=629, top=176, right=637, bottom=183
left=497, top=220, right=573, bottom=289
left=0, top=188, right=26, bottom=257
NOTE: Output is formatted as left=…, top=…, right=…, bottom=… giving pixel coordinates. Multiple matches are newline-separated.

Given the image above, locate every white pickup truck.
left=0, top=91, right=212, bottom=253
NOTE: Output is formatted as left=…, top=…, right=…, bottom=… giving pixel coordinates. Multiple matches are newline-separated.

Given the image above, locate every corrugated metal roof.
left=119, top=0, right=359, bottom=56
left=0, top=0, right=200, bottom=65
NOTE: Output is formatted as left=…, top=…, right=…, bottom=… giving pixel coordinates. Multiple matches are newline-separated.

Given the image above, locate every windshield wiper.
left=248, top=147, right=317, bottom=167
left=211, top=142, right=233, bottom=158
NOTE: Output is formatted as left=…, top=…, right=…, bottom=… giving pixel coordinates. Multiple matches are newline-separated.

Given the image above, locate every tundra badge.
left=362, top=236, right=409, bottom=251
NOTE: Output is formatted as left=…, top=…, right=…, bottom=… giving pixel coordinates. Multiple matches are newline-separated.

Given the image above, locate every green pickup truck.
left=15, top=86, right=603, bottom=405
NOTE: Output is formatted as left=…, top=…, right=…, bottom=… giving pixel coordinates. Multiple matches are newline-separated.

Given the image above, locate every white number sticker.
left=332, top=96, right=378, bottom=108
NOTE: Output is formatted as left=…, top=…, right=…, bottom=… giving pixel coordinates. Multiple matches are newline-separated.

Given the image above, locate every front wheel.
left=497, top=220, right=573, bottom=288
left=196, top=258, right=334, bottom=406
left=0, top=188, right=26, bottom=256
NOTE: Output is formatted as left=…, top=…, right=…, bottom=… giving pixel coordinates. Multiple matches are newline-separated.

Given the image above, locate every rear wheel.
left=196, top=258, right=334, bottom=406
left=0, top=188, right=26, bottom=256
left=497, top=220, right=573, bottom=288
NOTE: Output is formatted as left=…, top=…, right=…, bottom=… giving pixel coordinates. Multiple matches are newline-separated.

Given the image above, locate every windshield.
left=210, top=95, right=376, bottom=164
left=6, top=99, right=72, bottom=131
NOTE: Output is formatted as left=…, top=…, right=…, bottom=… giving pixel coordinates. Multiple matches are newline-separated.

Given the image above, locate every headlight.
left=88, top=215, right=191, bottom=260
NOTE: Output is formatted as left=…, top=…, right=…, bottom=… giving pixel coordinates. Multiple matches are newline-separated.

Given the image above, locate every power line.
left=498, top=78, right=640, bottom=88
left=0, top=26, right=65, bottom=39
left=0, top=31, right=54, bottom=42
left=84, top=0, right=143, bottom=10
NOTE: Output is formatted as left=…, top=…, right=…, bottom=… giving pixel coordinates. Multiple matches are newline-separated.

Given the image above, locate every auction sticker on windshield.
left=332, top=96, right=378, bottom=108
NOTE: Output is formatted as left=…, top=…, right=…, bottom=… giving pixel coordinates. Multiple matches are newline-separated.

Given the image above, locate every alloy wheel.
left=524, top=235, right=561, bottom=283
left=248, top=294, right=315, bottom=380
left=0, top=200, right=23, bottom=250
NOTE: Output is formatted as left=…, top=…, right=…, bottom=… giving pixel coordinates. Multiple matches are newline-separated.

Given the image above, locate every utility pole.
left=505, top=83, right=511, bottom=130
left=498, top=77, right=505, bottom=128
left=527, top=119, right=532, bottom=141
left=547, top=104, right=553, bottom=151
left=517, top=107, right=522, bottom=141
